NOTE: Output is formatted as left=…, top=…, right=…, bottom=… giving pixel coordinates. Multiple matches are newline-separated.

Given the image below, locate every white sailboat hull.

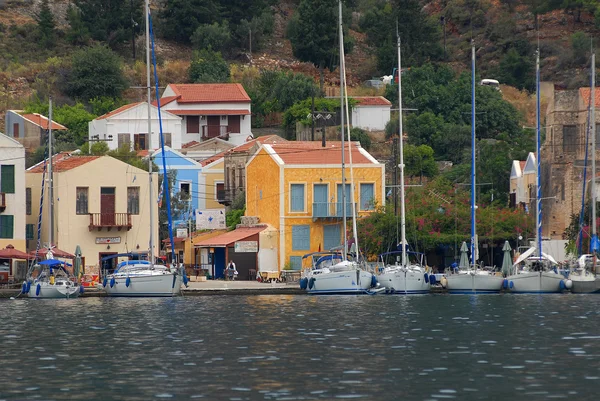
left=306, top=263, right=376, bottom=294
left=569, top=270, right=600, bottom=293
left=27, top=281, right=80, bottom=299
left=505, top=271, right=564, bottom=293
left=104, top=270, right=182, bottom=297
left=378, top=267, right=430, bottom=294
left=446, top=271, right=504, bottom=294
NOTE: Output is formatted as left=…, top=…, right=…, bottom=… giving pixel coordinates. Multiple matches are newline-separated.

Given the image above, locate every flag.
left=157, top=180, right=164, bottom=208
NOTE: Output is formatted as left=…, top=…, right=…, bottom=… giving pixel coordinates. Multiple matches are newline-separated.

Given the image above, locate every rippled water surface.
left=1, top=294, right=600, bottom=400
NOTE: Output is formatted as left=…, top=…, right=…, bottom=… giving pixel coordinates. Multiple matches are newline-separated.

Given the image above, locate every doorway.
left=101, top=187, right=115, bottom=225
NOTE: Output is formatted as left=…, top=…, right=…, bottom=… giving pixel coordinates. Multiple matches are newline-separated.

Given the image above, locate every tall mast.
left=145, top=0, right=155, bottom=264
left=339, top=0, right=347, bottom=261
left=470, top=41, right=477, bottom=267
left=535, top=48, right=542, bottom=258
left=398, top=32, right=407, bottom=268
left=592, top=50, right=597, bottom=267
left=48, top=96, right=54, bottom=248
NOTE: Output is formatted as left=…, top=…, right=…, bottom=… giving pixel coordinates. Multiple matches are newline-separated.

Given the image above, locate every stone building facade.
left=543, top=84, right=600, bottom=239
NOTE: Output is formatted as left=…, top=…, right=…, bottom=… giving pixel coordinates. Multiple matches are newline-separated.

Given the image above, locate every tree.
left=287, top=0, right=352, bottom=91
left=349, top=127, right=371, bottom=150
left=189, top=49, right=230, bottom=83
left=571, top=31, right=589, bottom=65
left=36, top=0, right=56, bottom=48
left=493, top=44, right=534, bottom=91
left=65, top=2, right=90, bottom=45
left=74, top=0, right=142, bottom=48
left=404, top=144, right=438, bottom=183
left=67, top=46, right=128, bottom=100
left=159, top=0, right=221, bottom=43
left=190, top=21, right=231, bottom=52
left=107, top=145, right=151, bottom=171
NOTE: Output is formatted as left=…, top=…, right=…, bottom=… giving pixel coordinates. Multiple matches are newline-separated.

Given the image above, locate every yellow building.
left=246, top=141, right=385, bottom=271
left=26, top=153, right=158, bottom=274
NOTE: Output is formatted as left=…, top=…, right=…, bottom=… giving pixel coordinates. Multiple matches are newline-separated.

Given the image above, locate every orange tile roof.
left=95, top=103, right=141, bottom=120
left=167, top=109, right=250, bottom=116
left=152, top=96, right=180, bottom=107
left=200, top=151, right=227, bottom=166
left=194, top=226, right=266, bottom=247
left=580, top=88, right=600, bottom=107
left=268, top=141, right=376, bottom=165
left=229, top=135, right=287, bottom=153
left=20, top=113, right=67, bottom=130
left=168, top=84, right=250, bottom=103
left=27, top=152, right=100, bottom=173
left=353, top=96, right=392, bottom=106
left=137, top=150, right=150, bottom=157
left=182, top=141, right=200, bottom=149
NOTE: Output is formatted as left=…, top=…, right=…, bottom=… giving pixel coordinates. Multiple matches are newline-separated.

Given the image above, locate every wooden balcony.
left=88, top=213, right=132, bottom=231
left=0, top=193, right=5, bottom=211
left=312, top=202, right=357, bottom=221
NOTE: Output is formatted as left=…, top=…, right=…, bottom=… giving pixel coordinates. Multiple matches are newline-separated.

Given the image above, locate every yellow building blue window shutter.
left=291, top=184, right=305, bottom=212
left=360, top=183, right=374, bottom=210
left=323, top=224, right=341, bottom=250
left=292, top=225, right=310, bottom=250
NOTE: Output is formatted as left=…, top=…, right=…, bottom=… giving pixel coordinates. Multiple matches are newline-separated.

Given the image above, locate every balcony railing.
left=89, top=213, right=132, bottom=231
left=202, top=125, right=229, bottom=140
left=0, top=193, right=5, bottom=211
left=312, top=202, right=357, bottom=219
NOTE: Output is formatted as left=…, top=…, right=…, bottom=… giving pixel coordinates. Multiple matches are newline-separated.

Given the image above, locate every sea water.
left=1, top=294, right=599, bottom=400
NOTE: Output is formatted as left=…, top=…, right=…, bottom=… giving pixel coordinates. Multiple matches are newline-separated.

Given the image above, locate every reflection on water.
left=1, top=294, right=600, bottom=400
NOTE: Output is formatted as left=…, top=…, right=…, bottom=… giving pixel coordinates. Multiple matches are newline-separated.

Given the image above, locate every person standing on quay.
left=227, top=260, right=236, bottom=281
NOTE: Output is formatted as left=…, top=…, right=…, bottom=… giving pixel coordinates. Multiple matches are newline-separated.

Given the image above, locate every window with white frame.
left=290, top=184, right=305, bottom=212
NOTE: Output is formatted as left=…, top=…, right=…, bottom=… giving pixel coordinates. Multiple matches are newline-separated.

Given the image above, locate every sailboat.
left=102, top=0, right=184, bottom=297
left=301, top=1, right=380, bottom=295
left=377, top=31, right=431, bottom=295
left=445, top=41, right=504, bottom=294
left=504, top=48, right=568, bottom=293
left=569, top=50, right=600, bottom=293
left=23, top=98, right=81, bottom=299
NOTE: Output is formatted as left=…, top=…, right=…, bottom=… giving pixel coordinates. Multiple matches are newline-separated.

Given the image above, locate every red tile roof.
left=167, top=109, right=250, bottom=116
left=353, top=96, right=392, bottom=106
left=152, top=96, right=180, bottom=107
left=162, top=237, right=186, bottom=243
left=194, top=226, right=266, bottom=247
left=20, top=113, right=67, bottom=130
left=167, top=84, right=250, bottom=103
left=267, top=141, right=377, bottom=165
left=27, top=152, right=100, bottom=173
left=580, top=88, right=600, bottom=107
left=200, top=151, right=226, bottom=166
left=182, top=141, right=200, bottom=149
left=229, top=135, right=287, bottom=154
left=95, top=103, right=141, bottom=120
left=137, top=150, right=150, bottom=157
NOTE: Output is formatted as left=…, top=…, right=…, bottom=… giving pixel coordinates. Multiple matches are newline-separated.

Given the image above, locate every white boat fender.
left=308, top=277, right=316, bottom=290
left=110, top=277, right=115, bottom=288
left=103, top=277, right=107, bottom=287
left=440, top=277, right=448, bottom=289
left=126, top=276, right=131, bottom=287
left=424, top=273, right=429, bottom=284
left=36, top=283, right=41, bottom=296
left=565, top=279, right=572, bottom=290
left=429, top=274, right=436, bottom=285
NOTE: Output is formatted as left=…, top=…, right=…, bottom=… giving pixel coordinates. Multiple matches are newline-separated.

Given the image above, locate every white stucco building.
left=88, top=102, right=182, bottom=151
left=351, top=96, right=392, bottom=131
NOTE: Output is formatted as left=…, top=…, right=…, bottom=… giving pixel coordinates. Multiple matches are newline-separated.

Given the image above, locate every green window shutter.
left=0, top=215, right=14, bottom=238
left=1, top=165, right=15, bottom=194
left=26, top=224, right=34, bottom=240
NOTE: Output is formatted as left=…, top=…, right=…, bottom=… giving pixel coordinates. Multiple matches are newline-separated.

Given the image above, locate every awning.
left=194, top=227, right=266, bottom=248
left=168, top=109, right=250, bottom=116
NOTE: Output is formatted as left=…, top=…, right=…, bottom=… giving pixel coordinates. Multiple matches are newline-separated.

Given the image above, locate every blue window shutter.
left=291, top=184, right=305, bottom=212
left=323, top=224, right=341, bottom=250
left=290, top=256, right=302, bottom=270
left=292, top=225, right=310, bottom=250
left=360, top=183, right=374, bottom=210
